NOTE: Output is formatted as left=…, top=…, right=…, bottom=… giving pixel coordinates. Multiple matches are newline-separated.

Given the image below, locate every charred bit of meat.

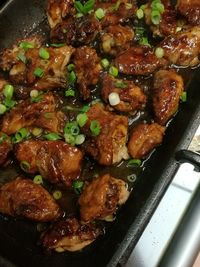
left=153, top=70, right=184, bottom=125
left=0, top=178, right=61, bottom=221
left=128, top=123, right=165, bottom=159
left=79, top=174, right=129, bottom=222
left=42, top=217, right=103, bottom=252
left=0, top=133, right=12, bottom=166
left=177, top=0, right=200, bottom=26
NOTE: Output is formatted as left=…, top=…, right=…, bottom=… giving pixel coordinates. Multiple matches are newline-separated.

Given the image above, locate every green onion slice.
left=17, top=53, right=27, bottom=64
left=90, top=120, right=100, bottom=136
left=114, top=81, right=128, bottom=89
left=180, top=91, right=187, bottom=102
left=68, top=71, right=76, bottom=83
left=76, top=113, right=88, bottom=127
left=0, top=104, right=7, bottom=115
left=64, top=133, right=76, bottom=145
left=33, top=175, right=43, bottom=185
left=19, top=41, right=34, bottom=50
left=50, top=43, right=65, bottom=47
left=127, top=159, right=142, bottom=167
left=3, top=84, right=14, bottom=100
left=20, top=160, right=30, bottom=172
left=72, top=180, right=84, bottom=194
left=75, top=134, right=85, bottom=145
left=53, top=190, right=62, bottom=200
left=44, top=133, right=62, bottom=141
left=67, top=64, right=75, bottom=72
left=109, top=66, right=119, bottom=77
left=65, top=89, right=75, bottom=97
left=127, top=174, right=137, bottom=183
left=32, top=127, right=43, bottom=137
left=39, top=48, right=50, bottom=60
left=136, top=9, right=144, bottom=19
left=151, top=10, right=161, bottom=25
left=101, top=58, right=110, bottom=69
left=34, top=67, right=44, bottom=78
left=95, top=8, right=105, bottom=20
left=0, top=133, right=8, bottom=144
left=64, top=121, right=80, bottom=136
left=13, top=128, right=29, bottom=143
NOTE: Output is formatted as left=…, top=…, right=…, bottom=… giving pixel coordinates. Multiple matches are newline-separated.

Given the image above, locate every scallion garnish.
left=39, top=48, right=50, bottom=60
left=17, top=52, right=27, bottom=64
left=32, top=127, right=42, bottom=137
left=67, top=64, right=75, bottom=72
left=109, top=66, right=118, bottom=77
left=151, top=10, right=161, bottom=25
left=19, top=41, right=34, bottom=50
left=3, top=84, right=14, bottom=100
left=53, top=190, right=62, bottom=200
left=44, top=133, right=62, bottom=141
left=20, top=160, right=30, bottom=172
left=65, top=89, right=75, bottom=97
left=76, top=113, right=88, bottom=127
left=34, top=67, right=44, bottom=78
left=75, top=134, right=85, bottom=145
left=72, top=180, right=84, bottom=194
left=95, top=8, right=105, bottom=20
left=68, top=71, right=76, bottom=83
left=0, top=133, right=7, bottom=144
left=81, top=105, right=90, bottom=113
left=0, top=104, right=6, bottom=115
left=50, top=43, right=65, bottom=47
left=64, top=133, right=76, bottom=145
left=101, top=58, right=110, bottom=69
left=31, top=91, right=43, bottom=103
left=74, top=0, right=95, bottom=15
left=155, top=47, right=164, bottom=58
left=127, top=159, right=142, bottom=167
left=13, top=128, right=29, bottom=143
left=127, top=174, right=137, bottom=183
left=139, top=37, right=150, bottom=46
left=90, top=120, right=100, bottom=136
left=64, top=121, right=80, bottom=136
left=33, top=175, right=43, bottom=185
left=180, top=92, right=187, bottom=102
left=114, top=81, right=128, bottom=89
left=136, top=9, right=144, bottom=19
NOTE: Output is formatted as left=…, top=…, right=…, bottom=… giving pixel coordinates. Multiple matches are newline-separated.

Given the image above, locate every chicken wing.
left=15, top=140, right=83, bottom=186
left=160, top=26, right=200, bottom=66
left=114, top=46, right=167, bottom=75
left=128, top=123, right=165, bottom=159
left=1, top=93, right=66, bottom=135
left=79, top=174, right=129, bottom=222
left=82, top=103, right=129, bottom=165
left=0, top=178, right=61, bottom=221
left=153, top=70, right=184, bottom=125
left=42, top=217, right=102, bottom=252
left=0, top=133, right=12, bottom=166
left=101, top=74, right=147, bottom=113
left=177, top=0, right=200, bottom=26
left=73, top=46, right=102, bottom=100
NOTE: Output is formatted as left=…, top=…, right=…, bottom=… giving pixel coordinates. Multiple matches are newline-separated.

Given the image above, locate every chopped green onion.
left=180, top=91, right=187, bottom=102
left=3, top=84, right=14, bottom=100
left=75, top=134, right=85, bottom=145
left=151, top=10, right=161, bottom=25
left=31, top=92, right=43, bottom=103
left=74, top=0, right=95, bottom=15
left=30, top=89, right=39, bottom=99
left=0, top=133, right=7, bottom=144
left=68, top=71, right=76, bottom=83
left=3, top=98, right=16, bottom=109
left=108, top=92, right=120, bottom=106
left=95, top=8, right=105, bottom=20
left=65, top=89, right=75, bottom=97
left=13, top=128, right=28, bottom=143
left=127, top=174, right=137, bottom=183
left=44, top=133, right=62, bottom=141
left=136, top=9, right=144, bottom=19
left=76, top=13, right=84, bottom=18
left=140, top=4, right=146, bottom=10
left=67, top=64, right=75, bottom=72
left=0, top=104, right=7, bottom=114
left=125, top=3, right=133, bottom=9
left=53, top=190, right=62, bottom=200
left=114, top=81, right=128, bottom=89
left=81, top=105, right=90, bottom=113
left=139, top=37, right=150, bottom=46
left=101, top=58, right=110, bottom=69
left=155, top=47, right=164, bottom=58
left=154, top=2, right=165, bottom=13
left=19, top=41, right=34, bottom=50
left=32, top=127, right=42, bottom=137
left=109, top=66, right=118, bottom=77
left=17, top=52, right=27, bottom=64
left=34, top=68, right=44, bottom=78
left=72, top=180, right=84, bottom=194
left=176, top=27, right=182, bottom=33
left=33, top=175, right=43, bottom=185
left=50, top=43, right=65, bottom=47
left=127, top=159, right=142, bottom=167
left=90, top=120, right=100, bottom=136
left=76, top=113, right=88, bottom=127
left=64, top=133, right=75, bottom=145
left=110, top=0, right=121, bottom=11
left=20, top=160, right=30, bottom=172
left=39, top=48, right=50, bottom=60
left=64, top=121, right=80, bottom=136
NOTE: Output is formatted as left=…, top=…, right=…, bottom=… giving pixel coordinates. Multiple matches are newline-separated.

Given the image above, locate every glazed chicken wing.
left=0, top=178, right=61, bottom=221
left=79, top=174, right=129, bottom=222
left=15, top=140, right=83, bottom=186
left=42, top=217, right=102, bottom=252
left=1, top=93, right=65, bottom=135
left=128, top=123, right=165, bottom=159
left=153, top=70, right=184, bottom=125
left=101, top=74, right=147, bottom=113
left=160, top=26, right=200, bottom=67
left=0, top=133, right=12, bottom=166
left=82, top=103, right=129, bottom=165
left=100, top=24, right=134, bottom=56
left=177, top=0, right=200, bottom=26
left=114, top=46, right=167, bottom=75
left=73, top=46, right=102, bottom=100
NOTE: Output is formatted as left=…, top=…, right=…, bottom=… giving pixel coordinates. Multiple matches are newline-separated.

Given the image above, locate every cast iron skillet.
left=0, top=1, right=200, bottom=266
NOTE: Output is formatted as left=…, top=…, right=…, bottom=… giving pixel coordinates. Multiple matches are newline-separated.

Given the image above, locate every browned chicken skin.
left=160, top=26, right=200, bottom=66
left=177, top=0, right=200, bottom=26
left=128, top=123, right=165, bottom=159
left=79, top=174, right=129, bottom=222
left=1, top=93, right=66, bottom=135
left=0, top=133, right=12, bottom=166
left=15, top=140, right=83, bottom=186
left=100, top=24, right=134, bottom=56
left=153, top=70, right=184, bottom=125
left=101, top=74, right=147, bottom=113
left=143, top=0, right=177, bottom=37
left=73, top=46, right=102, bottom=100
left=42, top=217, right=103, bottom=252
left=82, top=103, right=129, bottom=165
left=0, top=178, right=61, bottom=221
left=114, top=46, right=167, bottom=75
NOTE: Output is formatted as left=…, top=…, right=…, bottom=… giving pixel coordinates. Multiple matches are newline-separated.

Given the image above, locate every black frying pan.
left=0, top=1, right=200, bottom=266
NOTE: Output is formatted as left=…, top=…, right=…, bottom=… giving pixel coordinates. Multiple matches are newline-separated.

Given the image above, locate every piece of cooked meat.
left=73, top=46, right=102, bottom=100
left=160, top=26, right=200, bottom=67
left=50, top=15, right=101, bottom=47
left=153, top=70, right=184, bottom=125
left=1, top=93, right=66, bottom=135
left=100, top=24, right=134, bottom=56
left=143, top=0, right=177, bottom=37
left=42, top=217, right=103, bottom=252
left=101, top=74, right=147, bottom=113
left=47, top=0, right=75, bottom=28
left=114, top=46, right=167, bottom=75
left=128, top=123, right=165, bottom=159
left=0, top=178, right=61, bottom=221
left=15, top=140, right=83, bottom=186
left=79, top=174, right=129, bottom=222
left=0, top=133, right=12, bottom=166
left=82, top=103, right=129, bottom=165
left=177, top=0, right=200, bottom=26
left=0, top=78, right=8, bottom=102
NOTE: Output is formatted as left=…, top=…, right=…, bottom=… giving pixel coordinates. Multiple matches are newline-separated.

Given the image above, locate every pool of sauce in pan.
left=0, top=15, right=197, bottom=218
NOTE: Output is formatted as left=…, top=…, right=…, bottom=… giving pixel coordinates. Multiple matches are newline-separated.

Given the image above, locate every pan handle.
left=175, top=149, right=200, bottom=170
